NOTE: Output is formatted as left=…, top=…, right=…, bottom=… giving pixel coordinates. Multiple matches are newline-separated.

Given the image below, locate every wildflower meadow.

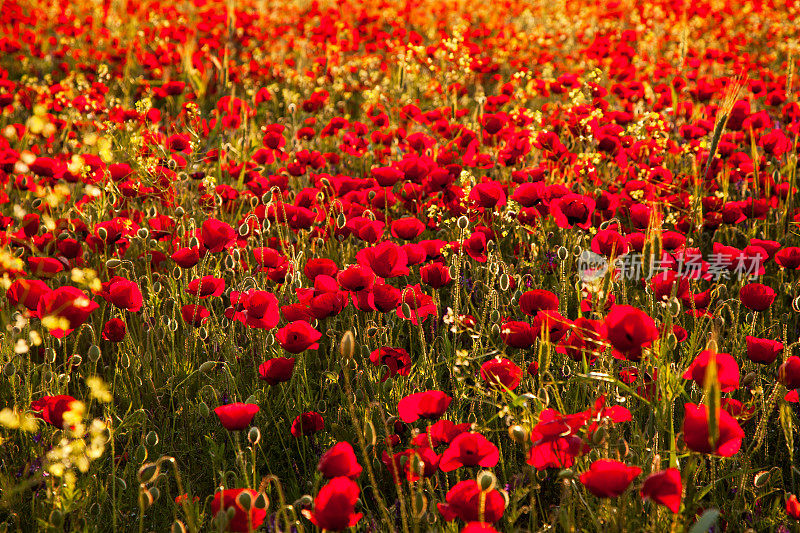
left=2, top=0, right=800, bottom=531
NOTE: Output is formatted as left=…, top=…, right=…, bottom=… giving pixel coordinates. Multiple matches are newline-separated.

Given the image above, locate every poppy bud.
left=137, top=228, right=149, bottom=239
left=236, top=490, right=252, bottom=510
left=299, top=494, right=313, bottom=507
left=145, top=431, right=159, bottom=447
left=171, top=520, right=187, bottom=533
left=478, top=470, right=497, bottom=491
left=199, top=401, right=210, bottom=418
left=175, top=206, right=185, bottom=217
left=340, top=330, right=355, bottom=359
left=457, top=215, right=469, bottom=229
left=248, top=427, right=261, bottom=445
left=3, top=362, right=15, bottom=377
left=137, top=462, right=159, bottom=484
left=508, top=425, right=528, bottom=444
left=199, top=361, right=216, bottom=373
left=88, top=345, right=101, bottom=362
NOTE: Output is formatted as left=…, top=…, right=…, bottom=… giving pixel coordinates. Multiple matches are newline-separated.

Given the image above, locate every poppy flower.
left=479, top=358, right=523, bottom=391
left=304, top=258, right=339, bottom=280
left=739, top=283, right=776, bottom=312
left=370, top=281, right=402, bottom=313
left=469, top=182, right=507, bottom=209
left=396, top=284, right=437, bottom=325
left=210, top=488, right=267, bottom=533
left=787, top=494, right=800, bottom=520
left=171, top=247, right=201, bottom=268
left=302, top=477, right=362, bottom=531
left=420, top=262, right=452, bottom=288
left=102, top=318, right=127, bottom=342
left=779, top=356, right=800, bottom=389
left=369, top=347, right=412, bottom=381
left=201, top=218, right=236, bottom=253
left=258, top=357, right=295, bottom=385
left=682, top=403, right=744, bottom=456
left=579, top=460, right=641, bottom=498
left=30, top=395, right=80, bottom=429
left=640, top=468, right=682, bottom=513
left=462, top=523, right=500, bottom=533
left=439, top=432, right=499, bottom=471
left=186, top=276, right=225, bottom=298
left=682, top=350, right=740, bottom=392
left=550, top=193, right=595, bottom=229
left=337, top=265, right=375, bottom=292
left=745, top=336, right=783, bottom=364
left=28, top=257, right=65, bottom=278
left=181, top=304, right=210, bottom=326
left=356, top=241, right=410, bottom=278
left=6, top=278, right=51, bottom=315
left=96, top=277, right=143, bottom=312
left=291, top=411, right=324, bottom=437
left=603, top=305, right=659, bottom=361
left=519, top=289, right=559, bottom=317
left=397, top=391, right=452, bottom=423
left=318, top=442, right=362, bottom=479
left=214, top=403, right=259, bottom=431
left=436, top=480, right=505, bottom=523
left=391, top=217, right=426, bottom=240
left=242, top=290, right=280, bottom=329
left=37, top=286, right=100, bottom=337
left=776, top=247, right=800, bottom=269
left=500, top=321, right=536, bottom=349
left=276, top=321, right=321, bottom=353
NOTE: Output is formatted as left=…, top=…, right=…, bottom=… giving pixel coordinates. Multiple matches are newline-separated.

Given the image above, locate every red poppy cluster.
left=4, top=0, right=800, bottom=530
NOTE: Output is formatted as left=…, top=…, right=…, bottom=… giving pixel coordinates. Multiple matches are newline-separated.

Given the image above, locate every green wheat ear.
left=702, top=115, right=727, bottom=182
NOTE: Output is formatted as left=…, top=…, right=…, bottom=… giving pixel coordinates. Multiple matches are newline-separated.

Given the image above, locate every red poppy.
left=242, top=290, right=280, bottom=329
left=356, top=241, right=410, bottom=278
left=304, top=258, right=339, bottom=280
left=210, top=488, right=267, bottom=533
left=369, top=347, right=412, bottom=381
left=439, top=432, right=499, bottom=471
left=396, top=284, right=437, bottom=325
left=102, top=318, right=127, bottom=342
left=787, top=494, right=800, bottom=520
left=745, top=336, right=783, bottom=364
left=302, top=477, right=362, bottom=531
left=201, top=218, right=236, bottom=253
left=682, top=403, right=744, bottom=456
left=391, top=217, right=425, bottom=240
left=291, top=411, right=324, bottom=437
left=437, top=480, right=505, bottom=523
left=682, top=350, right=740, bottom=392
left=276, top=321, right=321, bottom=353
left=336, top=265, right=375, bottom=292
left=37, top=286, right=100, bottom=337
left=550, top=193, right=595, bottom=229
left=500, top=321, right=536, bottom=349
left=28, top=257, right=65, bottom=278
left=469, top=182, right=507, bottom=209
left=214, top=403, right=259, bottom=431
left=6, top=279, right=51, bottom=315
left=479, top=358, right=523, bottom=391
left=318, top=442, right=362, bottom=479
left=30, top=395, right=80, bottom=428
left=640, top=468, right=682, bottom=513
left=776, top=247, right=800, bottom=269
left=579, top=460, right=641, bottom=498
left=739, top=283, right=776, bottom=312
left=779, top=356, right=800, bottom=389
left=171, top=247, right=201, bottom=268
left=603, top=305, right=659, bottom=361
left=97, top=277, right=143, bottom=312
left=519, top=289, right=559, bottom=317
left=181, top=304, right=210, bottom=326
left=186, top=276, right=225, bottom=298
left=420, top=262, right=452, bottom=288
left=258, top=357, right=295, bottom=385
left=397, top=390, right=452, bottom=423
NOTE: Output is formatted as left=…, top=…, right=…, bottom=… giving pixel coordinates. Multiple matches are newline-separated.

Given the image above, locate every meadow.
left=2, top=0, right=800, bottom=531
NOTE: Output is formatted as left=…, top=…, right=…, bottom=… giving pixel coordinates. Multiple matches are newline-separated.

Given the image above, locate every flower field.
left=2, top=0, right=800, bottom=530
